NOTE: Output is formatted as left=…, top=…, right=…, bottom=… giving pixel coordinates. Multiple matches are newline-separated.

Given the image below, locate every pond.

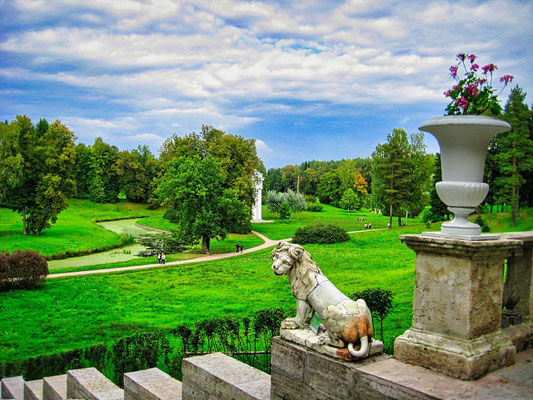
left=47, top=218, right=156, bottom=269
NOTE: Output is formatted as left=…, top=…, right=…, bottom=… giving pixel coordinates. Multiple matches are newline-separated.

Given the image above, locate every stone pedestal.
left=394, top=235, right=521, bottom=380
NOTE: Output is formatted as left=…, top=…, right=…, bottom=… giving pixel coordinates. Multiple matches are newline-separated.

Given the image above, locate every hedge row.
left=0, top=250, right=48, bottom=291
left=292, top=224, right=349, bottom=244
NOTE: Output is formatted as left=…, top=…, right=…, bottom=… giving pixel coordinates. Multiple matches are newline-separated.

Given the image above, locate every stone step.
left=67, top=368, right=123, bottom=400
left=23, top=380, right=43, bottom=400
left=1, top=376, right=25, bottom=400
left=182, top=352, right=270, bottom=400
left=124, top=368, right=181, bottom=400
left=42, top=375, right=67, bottom=400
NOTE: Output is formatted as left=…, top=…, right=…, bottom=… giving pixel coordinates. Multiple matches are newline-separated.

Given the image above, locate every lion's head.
left=271, top=242, right=322, bottom=300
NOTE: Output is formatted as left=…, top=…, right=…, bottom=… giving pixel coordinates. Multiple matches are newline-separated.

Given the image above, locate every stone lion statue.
left=271, top=242, right=374, bottom=358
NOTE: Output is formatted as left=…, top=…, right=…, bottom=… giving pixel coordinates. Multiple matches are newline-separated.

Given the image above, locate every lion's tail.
left=347, top=336, right=369, bottom=358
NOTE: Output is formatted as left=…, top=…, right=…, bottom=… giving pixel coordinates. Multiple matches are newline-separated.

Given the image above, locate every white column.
left=252, top=171, right=264, bottom=221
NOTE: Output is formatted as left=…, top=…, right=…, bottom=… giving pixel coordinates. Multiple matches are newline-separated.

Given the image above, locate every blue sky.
left=1, top=0, right=532, bottom=168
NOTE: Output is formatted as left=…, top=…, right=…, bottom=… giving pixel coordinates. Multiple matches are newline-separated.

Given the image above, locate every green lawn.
left=252, top=204, right=422, bottom=240
left=0, top=226, right=422, bottom=362
left=0, top=200, right=161, bottom=258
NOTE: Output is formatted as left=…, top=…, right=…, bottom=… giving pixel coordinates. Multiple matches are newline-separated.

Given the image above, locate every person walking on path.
left=239, top=243, right=244, bottom=252
left=161, top=252, right=166, bottom=265
left=157, top=252, right=162, bottom=264
left=236, top=243, right=240, bottom=253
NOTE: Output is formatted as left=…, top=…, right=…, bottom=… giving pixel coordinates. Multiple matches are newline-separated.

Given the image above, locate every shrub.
left=482, top=225, right=491, bottom=232
left=305, top=195, right=317, bottom=203
left=0, top=253, right=11, bottom=290
left=6, top=250, right=48, bottom=290
left=306, top=202, right=323, bottom=212
left=163, top=208, right=179, bottom=223
left=350, top=288, right=394, bottom=342
left=279, top=202, right=291, bottom=220
left=292, top=224, right=349, bottom=244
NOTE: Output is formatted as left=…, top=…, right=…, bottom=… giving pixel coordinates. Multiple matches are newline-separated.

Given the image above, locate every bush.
left=482, top=225, right=491, bottom=232
left=6, top=250, right=49, bottom=290
left=0, top=253, right=11, bottom=290
left=305, top=195, right=317, bottom=203
left=306, top=202, right=323, bottom=212
left=279, top=202, right=291, bottom=220
left=292, top=224, right=349, bottom=244
left=350, top=288, right=394, bottom=342
left=163, top=208, right=179, bottom=223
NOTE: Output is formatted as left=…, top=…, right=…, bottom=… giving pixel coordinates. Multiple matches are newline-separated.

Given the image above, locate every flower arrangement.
left=444, top=53, right=513, bottom=116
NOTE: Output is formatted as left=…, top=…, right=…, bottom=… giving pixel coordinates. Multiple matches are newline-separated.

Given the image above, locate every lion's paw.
left=281, top=318, right=300, bottom=330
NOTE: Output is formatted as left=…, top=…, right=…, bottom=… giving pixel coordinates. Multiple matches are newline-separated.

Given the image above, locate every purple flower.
left=477, top=78, right=487, bottom=85
left=452, top=85, right=459, bottom=90
left=482, top=63, right=497, bottom=74
left=449, top=66, right=458, bottom=77
left=456, top=53, right=466, bottom=61
left=470, top=64, right=479, bottom=71
left=444, top=89, right=451, bottom=97
left=499, top=75, right=514, bottom=84
left=468, top=54, right=476, bottom=63
left=455, top=97, right=469, bottom=111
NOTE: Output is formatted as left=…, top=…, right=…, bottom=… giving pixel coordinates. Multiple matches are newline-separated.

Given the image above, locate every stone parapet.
left=42, top=375, right=66, bottom=400
left=181, top=352, right=270, bottom=400
left=1, top=376, right=25, bottom=400
left=23, top=380, right=43, bottom=400
left=67, top=368, right=123, bottom=400
left=124, top=368, right=181, bottom=400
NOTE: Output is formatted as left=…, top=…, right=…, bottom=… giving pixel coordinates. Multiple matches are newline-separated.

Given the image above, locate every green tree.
left=339, top=188, right=360, bottom=211
left=317, top=171, right=342, bottom=205
left=497, top=86, right=533, bottom=226
left=426, top=153, right=450, bottom=222
left=117, top=145, right=160, bottom=203
left=157, top=155, right=249, bottom=254
left=89, top=137, right=120, bottom=203
left=73, top=143, right=92, bottom=198
left=372, top=129, right=412, bottom=227
left=405, top=132, right=433, bottom=221
left=0, top=116, right=76, bottom=235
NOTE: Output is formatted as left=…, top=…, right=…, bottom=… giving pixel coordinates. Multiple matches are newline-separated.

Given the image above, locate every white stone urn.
left=419, top=115, right=510, bottom=239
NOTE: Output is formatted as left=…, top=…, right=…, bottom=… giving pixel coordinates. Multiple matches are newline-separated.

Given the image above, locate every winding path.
left=46, top=228, right=387, bottom=279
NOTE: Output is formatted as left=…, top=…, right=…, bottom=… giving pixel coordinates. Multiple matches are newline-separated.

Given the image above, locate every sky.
left=1, top=0, right=532, bottom=169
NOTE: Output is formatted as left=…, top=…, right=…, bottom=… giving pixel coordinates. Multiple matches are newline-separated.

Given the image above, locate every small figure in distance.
left=364, top=223, right=368, bottom=229
left=161, top=252, right=166, bottom=265
left=157, top=252, right=162, bottom=264
left=369, top=223, right=372, bottom=229
left=240, top=242, right=244, bottom=252
left=387, top=222, right=391, bottom=229
left=236, top=243, right=240, bottom=253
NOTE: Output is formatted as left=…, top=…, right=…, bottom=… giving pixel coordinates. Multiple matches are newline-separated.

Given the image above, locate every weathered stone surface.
left=395, top=234, right=519, bottom=379
left=502, top=232, right=533, bottom=319
left=67, top=368, right=123, bottom=400
left=280, top=328, right=383, bottom=361
left=502, top=322, right=533, bottom=353
left=270, top=337, right=533, bottom=400
left=124, top=368, right=181, bottom=400
left=2, top=376, right=25, bottom=400
left=181, top=352, right=270, bottom=400
left=24, top=380, right=43, bottom=400
left=42, top=375, right=66, bottom=400
left=394, top=328, right=515, bottom=380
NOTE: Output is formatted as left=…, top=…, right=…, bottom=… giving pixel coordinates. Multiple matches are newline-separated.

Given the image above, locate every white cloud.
left=255, top=139, right=272, bottom=153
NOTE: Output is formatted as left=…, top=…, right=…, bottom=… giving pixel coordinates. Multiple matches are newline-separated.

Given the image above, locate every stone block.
left=502, top=322, right=533, bottom=353
left=123, top=368, right=181, bottom=400
left=67, top=368, right=123, bottom=400
left=270, top=337, right=533, bottom=400
left=181, top=352, right=270, bottom=400
left=42, top=375, right=66, bottom=400
left=2, top=376, right=25, bottom=400
left=24, top=380, right=43, bottom=400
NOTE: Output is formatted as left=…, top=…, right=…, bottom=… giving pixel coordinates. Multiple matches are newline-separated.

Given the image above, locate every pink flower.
left=465, top=83, right=478, bottom=97
left=499, top=75, right=514, bottom=84
left=477, top=78, right=487, bottom=85
left=444, top=89, right=451, bottom=97
left=449, top=65, right=458, bottom=77
left=456, top=53, right=466, bottom=61
left=468, top=54, right=476, bottom=63
left=452, top=85, right=459, bottom=90
left=482, top=63, right=497, bottom=74
left=470, top=64, right=479, bottom=71
left=455, top=97, right=469, bottom=111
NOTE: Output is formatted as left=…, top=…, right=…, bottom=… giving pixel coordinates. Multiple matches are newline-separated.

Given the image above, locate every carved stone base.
left=394, top=328, right=516, bottom=380
left=280, top=328, right=383, bottom=361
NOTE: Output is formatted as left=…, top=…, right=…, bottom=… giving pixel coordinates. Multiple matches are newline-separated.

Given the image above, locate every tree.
left=497, top=86, right=533, bottom=226
left=89, top=137, right=120, bottom=203
left=117, top=145, right=160, bottom=203
left=372, top=129, right=412, bottom=227
left=73, top=143, right=92, bottom=198
left=0, top=116, right=76, bottom=235
left=157, top=155, right=249, bottom=254
left=405, top=132, right=433, bottom=221
left=350, top=288, right=394, bottom=342
left=339, top=188, right=360, bottom=211
left=317, top=171, right=342, bottom=205
left=426, top=153, right=450, bottom=222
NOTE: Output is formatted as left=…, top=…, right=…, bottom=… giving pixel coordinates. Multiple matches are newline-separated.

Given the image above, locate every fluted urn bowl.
left=419, top=115, right=510, bottom=238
